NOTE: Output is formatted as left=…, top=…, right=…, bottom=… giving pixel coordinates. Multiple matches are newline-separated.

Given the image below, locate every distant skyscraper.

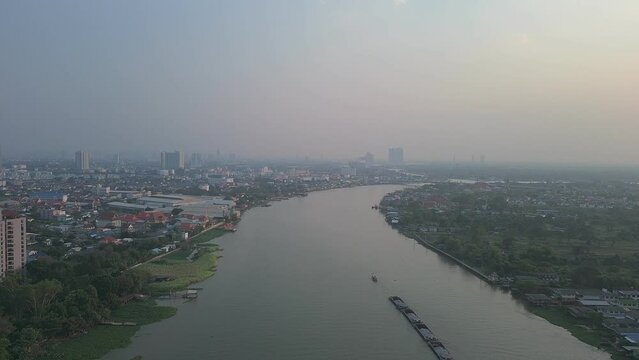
left=388, top=147, right=404, bottom=165
left=190, top=153, right=203, bottom=168
left=362, top=152, right=375, bottom=166
left=0, top=210, right=27, bottom=278
left=161, top=151, right=185, bottom=170
left=113, top=153, right=121, bottom=167
left=75, top=151, right=90, bottom=171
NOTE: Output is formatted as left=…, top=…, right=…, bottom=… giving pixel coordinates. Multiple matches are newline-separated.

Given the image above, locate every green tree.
left=14, top=327, right=43, bottom=360
left=0, top=337, right=9, bottom=360
left=21, top=280, right=63, bottom=318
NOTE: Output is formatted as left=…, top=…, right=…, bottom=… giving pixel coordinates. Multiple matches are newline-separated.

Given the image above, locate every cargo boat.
left=401, top=308, right=422, bottom=324
left=389, top=296, right=408, bottom=309
left=414, top=323, right=436, bottom=341
left=388, top=296, right=454, bottom=360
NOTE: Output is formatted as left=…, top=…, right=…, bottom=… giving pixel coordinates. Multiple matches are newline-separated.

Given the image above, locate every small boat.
left=371, top=273, right=378, bottom=283
left=182, top=289, right=198, bottom=299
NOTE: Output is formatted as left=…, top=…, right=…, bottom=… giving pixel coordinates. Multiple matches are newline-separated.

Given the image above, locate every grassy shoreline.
left=53, top=228, right=227, bottom=360
left=51, top=300, right=177, bottom=360
left=142, top=246, right=219, bottom=294
left=528, top=307, right=627, bottom=360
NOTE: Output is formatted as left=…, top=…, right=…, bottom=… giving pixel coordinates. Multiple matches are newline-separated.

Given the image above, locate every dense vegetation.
left=389, top=182, right=639, bottom=290
left=50, top=300, right=176, bottom=360
left=0, top=244, right=154, bottom=359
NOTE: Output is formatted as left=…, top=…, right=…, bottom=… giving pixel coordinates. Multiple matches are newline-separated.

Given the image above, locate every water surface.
left=104, top=185, right=609, bottom=360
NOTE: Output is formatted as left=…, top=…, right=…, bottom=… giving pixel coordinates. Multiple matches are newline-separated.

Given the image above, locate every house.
left=596, top=305, right=626, bottom=319
left=615, top=298, right=639, bottom=310
left=578, top=289, right=604, bottom=301
left=120, top=214, right=138, bottom=225
left=37, top=207, right=67, bottom=221
left=96, top=212, right=121, bottom=228
left=100, top=236, right=122, bottom=246
left=525, top=293, right=552, bottom=306
left=552, top=288, right=578, bottom=304
left=579, top=299, right=610, bottom=307
left=617, top=290, right=639, bottom=301
left=149, top=212, right=168, bottom=224
left=603, top=317, right=639, bottom=333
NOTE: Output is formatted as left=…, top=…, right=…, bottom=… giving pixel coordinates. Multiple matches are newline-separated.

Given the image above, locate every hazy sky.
left=1, top=1, right=638, bottom=163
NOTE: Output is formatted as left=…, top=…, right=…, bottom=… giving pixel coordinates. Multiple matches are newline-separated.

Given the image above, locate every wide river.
left=104, top=185, right=609, bottom=360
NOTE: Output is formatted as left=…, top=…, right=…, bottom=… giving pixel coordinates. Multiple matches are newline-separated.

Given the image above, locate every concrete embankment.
left=411, top=234, right=492, bottom=283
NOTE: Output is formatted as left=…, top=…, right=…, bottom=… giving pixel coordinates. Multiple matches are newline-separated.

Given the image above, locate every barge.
left=389, top=296, right=453, bottom=360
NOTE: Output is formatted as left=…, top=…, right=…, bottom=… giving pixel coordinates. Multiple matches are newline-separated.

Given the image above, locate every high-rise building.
left=388, top=147, right=404, bottom=165
left=75, top=151, right=90, bottom=171
left=0, top=210, right=27, bottom=278
left=161, top=151, right=185, bottom=170
left=190, top=153, right=203, bottom=168
left=362, top=152, right=375, bottom=166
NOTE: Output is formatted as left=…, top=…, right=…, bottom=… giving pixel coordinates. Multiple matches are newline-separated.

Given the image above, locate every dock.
left=100, top=321, right=138, bottom=326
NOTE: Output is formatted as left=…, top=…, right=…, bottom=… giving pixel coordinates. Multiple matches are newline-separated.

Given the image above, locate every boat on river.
left=429, top=340, right=453, bottom=360
left=414, top=323, right=436, bottom=341
left=389, top=296, right=408, bottom=309
left=401, top=308, right=422, bottom=324
left=371, top=273, right=378, bottom=282
left=389, top=296, right=454, bottom=360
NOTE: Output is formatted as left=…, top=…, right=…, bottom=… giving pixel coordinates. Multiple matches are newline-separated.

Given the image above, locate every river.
left=104, top=185, right=610, bottom=360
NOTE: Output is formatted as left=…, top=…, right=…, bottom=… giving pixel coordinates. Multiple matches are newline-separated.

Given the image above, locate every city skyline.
left=2, top=2, right=639, bottom=359
left=1, top=1, right=638, bottom=164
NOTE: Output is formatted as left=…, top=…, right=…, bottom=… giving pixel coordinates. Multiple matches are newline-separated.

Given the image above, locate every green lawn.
left=140, top=247, right=218, bottom=294
left=190, top=228, right=226, bottom=244
left=52, top=300, right=176, bottom=360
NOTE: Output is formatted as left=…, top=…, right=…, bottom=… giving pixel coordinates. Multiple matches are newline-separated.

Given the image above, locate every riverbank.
left=398, top=229, right=622, bottom=359
left=100, top=185, right=608, bottom=360
left=141, top=245, right=219, bottom=294
left=381, top=181, right=639, bottom=360
left=51, top=300, right=177, bottom=360
left=408, top=232, right=492, bottom=282
left=388, top=228, right=623, bottom=357
left=52, top=228, right=228, bottom=359
left=527, top=307, right=628, bottom=360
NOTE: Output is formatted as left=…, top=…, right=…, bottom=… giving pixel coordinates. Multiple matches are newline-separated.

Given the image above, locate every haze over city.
left=5, top=2, right=639, bottom=360
left=1, top=0, right=638, bottom=164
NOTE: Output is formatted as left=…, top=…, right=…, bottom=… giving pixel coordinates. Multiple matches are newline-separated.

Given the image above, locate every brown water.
left=103, top=185, right=610, bottom=360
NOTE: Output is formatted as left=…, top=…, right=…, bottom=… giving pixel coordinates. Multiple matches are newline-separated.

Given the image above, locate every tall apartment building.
left=75, top=151, right=90, bottom=171
left=388, top=147, right=404, bottom=165
left=0, top=210, right=27, bottom=278
left=161, top=151, right=185, bottom=170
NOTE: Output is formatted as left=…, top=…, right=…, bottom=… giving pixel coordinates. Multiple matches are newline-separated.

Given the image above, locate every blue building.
left=29, top=191, right=67, bottom=202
